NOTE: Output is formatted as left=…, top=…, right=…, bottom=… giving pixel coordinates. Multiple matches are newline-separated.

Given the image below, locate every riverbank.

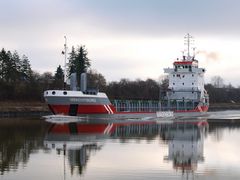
left=0, top=101, right=50, bottom=117
left=209, top=103, right=240, bottom=111
left=1, top=101, right=240, bottom=118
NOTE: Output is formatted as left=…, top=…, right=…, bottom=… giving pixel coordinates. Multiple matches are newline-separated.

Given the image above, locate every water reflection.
left=163, top=121, right=208, bottom=179
left=44, top=120, right=160, bottom=176
left=4, top=116, right=240, bottom=179
left=44, top=122, right=108, bottom=175
left=0, top=118, right=48, bottom=175
left=44, top=118, right=208, bottom=178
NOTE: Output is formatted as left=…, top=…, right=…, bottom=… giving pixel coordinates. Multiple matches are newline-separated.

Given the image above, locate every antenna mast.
left=63, top=36, right=67, bottom=89
left=184, top=33, right=194, bottom=60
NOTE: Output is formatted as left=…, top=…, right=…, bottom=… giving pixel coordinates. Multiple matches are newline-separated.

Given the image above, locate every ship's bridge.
left=174, top=59, right=198, bottom=72
left=164, top=59, right=205, bottom=74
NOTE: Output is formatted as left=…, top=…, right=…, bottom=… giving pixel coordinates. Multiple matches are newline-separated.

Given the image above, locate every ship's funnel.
left=70, top=73, right=77, bottom=91
left=80, top=73, right=87, bottom=92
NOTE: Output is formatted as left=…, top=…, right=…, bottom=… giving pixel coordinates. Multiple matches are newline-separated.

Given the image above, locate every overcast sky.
left=1, top=0, right=240, bottom=86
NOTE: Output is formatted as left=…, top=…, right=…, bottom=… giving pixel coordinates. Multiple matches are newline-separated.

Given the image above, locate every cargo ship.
left=44, top=34, right=209, bottom=117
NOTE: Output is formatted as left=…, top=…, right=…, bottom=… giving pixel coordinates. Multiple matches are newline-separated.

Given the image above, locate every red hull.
left=174, top=105, right=208, bottom=113
left=48, top=104, right=208, bottom=115
left=49, top=104, right=116, bottom=115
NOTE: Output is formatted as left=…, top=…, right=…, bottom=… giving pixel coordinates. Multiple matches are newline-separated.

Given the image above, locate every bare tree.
left=211, top=76, right=224, bottom=88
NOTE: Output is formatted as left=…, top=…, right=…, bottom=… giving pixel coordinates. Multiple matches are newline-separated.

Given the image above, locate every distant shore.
left=0, top=101, right=240, bottom=118
left=0, top=101, right=50, bottom=117
left=208, top=103, right=240, bottom=111
left=0, top=101, right=48, bottom=111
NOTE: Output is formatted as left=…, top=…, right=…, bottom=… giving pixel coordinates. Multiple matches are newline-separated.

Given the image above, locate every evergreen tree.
left=68, top=45, right=91, bottom=88
left=12, top=51, right=21, bottom=81
left=0, top=49, right=10, bottom=81
left=75, top=46, right=90, bottom=87
left=53, top=65, right=64, bottom=89
left=68, top=46, right=77, bottom=76
left=0, top=49, right=22, bottom=82
left=0, top=48, right=7, bottom=80
left=4, top=50, right=17, bottom=83
left=76, top=46, right=90, bottom=75
left=54, top=65, right=64, bottom=80
left=20, top=55, right=32, bottom=81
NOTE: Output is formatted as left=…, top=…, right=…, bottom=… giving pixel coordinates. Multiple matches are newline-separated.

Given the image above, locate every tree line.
left=0, top=48, right=64, bottom=101
left=0, top=47, right=240, bottom=103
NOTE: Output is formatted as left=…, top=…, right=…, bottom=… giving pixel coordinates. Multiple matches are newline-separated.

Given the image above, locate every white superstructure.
left=164, top=59, right=206, bottom=101
left=161, top=34, right=209, bottom=112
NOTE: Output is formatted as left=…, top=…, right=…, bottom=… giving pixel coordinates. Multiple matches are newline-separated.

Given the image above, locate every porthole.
left=52, top=91, right=56, bottom=95
left=46, top=91, right=48, bottom=95
left=63, top=91, right=67, bottom=95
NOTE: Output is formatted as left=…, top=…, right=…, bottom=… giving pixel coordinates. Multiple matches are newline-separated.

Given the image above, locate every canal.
left=1, top=111, right=240, bottom=180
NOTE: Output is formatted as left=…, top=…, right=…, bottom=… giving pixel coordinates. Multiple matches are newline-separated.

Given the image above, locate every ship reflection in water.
left=163, top=122, right=207, bottom=179
left=44, top=122, right=110, bottom=175
left=3, top=115, right=240, bottom=180
left=44, top=119, right=160, bottom=176
left=44, top=117, right=208, bottom=178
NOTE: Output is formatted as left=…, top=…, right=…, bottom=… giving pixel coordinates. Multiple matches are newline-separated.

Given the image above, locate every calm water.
left=1, top=113, right=240, bottom=180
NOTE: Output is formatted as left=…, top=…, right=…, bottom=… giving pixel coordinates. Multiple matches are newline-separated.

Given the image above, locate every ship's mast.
left=63, top=36, right=67, bottom=89
left=184, top=33, right=194, bottom=60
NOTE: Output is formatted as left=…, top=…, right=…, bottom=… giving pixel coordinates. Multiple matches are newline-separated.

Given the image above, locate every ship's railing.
left=111, top=99, right=201, bottom=112
left=160, top=99, right=198, bottom=111
left=111, top=99, right=160, bottom=112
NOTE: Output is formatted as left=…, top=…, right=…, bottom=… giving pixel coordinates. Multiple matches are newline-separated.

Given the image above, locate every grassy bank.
left=0, top=101, right=49, bottom=112
left=209, top=103, right=240, bottom=111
